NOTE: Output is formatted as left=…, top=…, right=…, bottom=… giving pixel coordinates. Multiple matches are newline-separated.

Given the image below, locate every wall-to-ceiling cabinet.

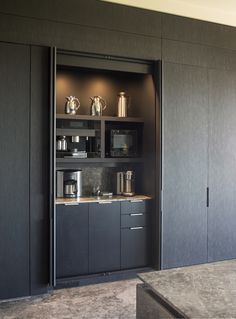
left=0, top=42, right=50, bottom=300
left=162, top=62, right=208, bottom=269
left=208, top=69, right=236, bottom=262
left=162, top=61, right=236, bottom=268
left=0, top=42, right=30, bottom=300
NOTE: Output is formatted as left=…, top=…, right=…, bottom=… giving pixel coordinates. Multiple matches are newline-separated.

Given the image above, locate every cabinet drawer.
left=121, top=212, right=150, bottom=228
left=121, top=200, right=149, bottom=215
left=121, top=227, right=150, bottom=269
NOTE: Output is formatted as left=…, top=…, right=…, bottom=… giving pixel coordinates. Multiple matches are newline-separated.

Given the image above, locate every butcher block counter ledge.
left=56, top=194, right=152, bottom=204
left=137, top=259, right=236, bottom=319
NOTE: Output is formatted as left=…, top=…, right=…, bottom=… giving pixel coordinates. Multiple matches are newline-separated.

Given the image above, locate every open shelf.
left=56, top=157, right=144, bottom=164
left=56, top=114, right=144, bottom=123
left=56, top=128, right=96, bottom=137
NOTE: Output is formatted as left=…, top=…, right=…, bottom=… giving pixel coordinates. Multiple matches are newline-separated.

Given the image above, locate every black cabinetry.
left=162, top=61, right=236, bottom=268
left=121, top=200, right=151, bottom=269
left=56, top=199, right=151, bottom=281
left=89, top=202, right=120, bottom=273
left=208, top=69, right=236, bottom=262
left=30, top=45, right=50, bottom=296
left=0, top=42, right=30, bottom=300
left=162, top=62, right=208, bottom=269
left=56, top=204, right=89, bottom=278
left=0, top=43, right=50, bottom=299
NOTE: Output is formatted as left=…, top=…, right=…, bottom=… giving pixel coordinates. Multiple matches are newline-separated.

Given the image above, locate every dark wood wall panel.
left=0, top=13, right=161, bottom=60
left=208, top=69, right=236, bottom=262
left=162, top=13, right=236, bottom=51
left=0, top=42, right=30, bottom=299
left=0, top=0, right=161, bottom=38
left=30, top=46, right=50, bottom=295
left=162, top=62, right=208, bottom=269
left=162, top=39, right=236, bottom=70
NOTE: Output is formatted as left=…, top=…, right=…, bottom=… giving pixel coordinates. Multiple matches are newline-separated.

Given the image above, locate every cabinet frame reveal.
left=53, top=49, right=161, bottom=286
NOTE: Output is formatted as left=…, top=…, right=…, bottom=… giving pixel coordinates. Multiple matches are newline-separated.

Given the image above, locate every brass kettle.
left=65, top=96, right=80, bottom=115
left=90, top=96, right=106, bottom=116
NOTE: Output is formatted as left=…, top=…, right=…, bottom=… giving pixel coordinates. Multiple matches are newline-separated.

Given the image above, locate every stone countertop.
left=56, top=194, right=152, bottom=204
left=138, top=260, right=236, bottom=318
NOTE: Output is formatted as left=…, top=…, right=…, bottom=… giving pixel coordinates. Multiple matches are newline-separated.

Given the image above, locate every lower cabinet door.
left=56, top=204, right=89, bottom=278
left=121, top=227, right=150, bottom=269
left=89, top=202, right=120, bottom=273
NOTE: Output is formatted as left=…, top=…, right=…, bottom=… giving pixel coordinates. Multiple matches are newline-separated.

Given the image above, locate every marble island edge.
left=137, top=259, right=236, bottom=319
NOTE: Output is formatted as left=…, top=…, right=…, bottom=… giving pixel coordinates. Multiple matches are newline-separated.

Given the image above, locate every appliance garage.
left=53, top=50, right=158, bottom=287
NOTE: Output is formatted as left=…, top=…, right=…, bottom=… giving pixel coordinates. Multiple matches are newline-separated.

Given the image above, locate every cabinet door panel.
left=121, top=227, right=150, bottom=269
left=162, top=62, right=208, bottom=269
left=30, top=45, right=50, bottom=295
left=208, top=69, right=236, bottom=262
left=0, top=43, right=30, bottom=299
left=89, top=202, right=120, bottom=273
left=56, top=204, right=89, bottom=278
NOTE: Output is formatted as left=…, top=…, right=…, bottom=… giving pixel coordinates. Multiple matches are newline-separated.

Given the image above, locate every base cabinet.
left=121, top=227, right=150, bottom=269
left=121, top=200, right=151, bottom=269
left=56, top=200, right=151, bottom=280
left=56, top=204, right=89, bottom=278
left=89, top=202, right=121, bottom=273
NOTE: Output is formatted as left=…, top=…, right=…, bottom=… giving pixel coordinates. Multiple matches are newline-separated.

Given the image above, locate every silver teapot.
left=65, top=96, right=80, bottom=115
left=90, top=96, right=106, bottom=116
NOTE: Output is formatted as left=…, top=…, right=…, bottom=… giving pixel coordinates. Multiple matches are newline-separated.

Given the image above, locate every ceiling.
left=102, top=0, right=236, bottom=27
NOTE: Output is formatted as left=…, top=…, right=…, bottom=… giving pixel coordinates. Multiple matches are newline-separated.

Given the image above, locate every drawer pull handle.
left=98, top=201, right=112, bottom=204
left=130, top=213, right=143, bottom=216
left=130, top=227, right=143, bottom=230
left=64, top=203, right=79, bottom=206
left=130, top=199, right=143, bottom=203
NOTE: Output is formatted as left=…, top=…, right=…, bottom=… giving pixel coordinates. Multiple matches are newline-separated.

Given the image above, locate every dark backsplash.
left=81, top=165, right=142, bottom=196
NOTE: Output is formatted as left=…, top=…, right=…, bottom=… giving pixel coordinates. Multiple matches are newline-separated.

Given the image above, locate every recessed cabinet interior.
left=54, top=50, right=158, bottom=284
left=55, top=52, right=156, bottom=169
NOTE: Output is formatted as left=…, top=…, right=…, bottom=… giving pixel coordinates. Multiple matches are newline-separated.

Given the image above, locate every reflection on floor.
left=0, top=278, right=141, bottom=319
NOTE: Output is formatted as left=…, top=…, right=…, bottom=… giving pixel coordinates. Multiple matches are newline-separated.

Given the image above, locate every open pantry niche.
left=55, top=51, right=158, bottom=198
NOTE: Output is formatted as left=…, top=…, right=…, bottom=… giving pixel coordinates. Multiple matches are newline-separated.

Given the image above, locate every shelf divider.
left=56, top=128, right=96, bottom=137
left=56, top=114, right=144, bottom=123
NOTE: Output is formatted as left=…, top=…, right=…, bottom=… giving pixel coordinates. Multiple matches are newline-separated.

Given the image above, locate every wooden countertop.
left=55, top=194, right=152, bottom=205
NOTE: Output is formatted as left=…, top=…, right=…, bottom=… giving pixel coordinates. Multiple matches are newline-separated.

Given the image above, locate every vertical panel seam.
left=29, top=45, right=32, bottom=295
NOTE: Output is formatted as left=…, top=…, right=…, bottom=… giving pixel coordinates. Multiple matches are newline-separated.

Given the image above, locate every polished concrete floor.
left=0, top=278, right=141, bottom=319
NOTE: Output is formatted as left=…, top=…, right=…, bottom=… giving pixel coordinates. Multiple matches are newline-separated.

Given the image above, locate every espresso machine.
left=56, top=170, right=82, bottom=198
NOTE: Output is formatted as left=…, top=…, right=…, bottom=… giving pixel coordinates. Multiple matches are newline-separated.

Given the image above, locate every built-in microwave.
left=106, top=129, right=138, bottom=157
